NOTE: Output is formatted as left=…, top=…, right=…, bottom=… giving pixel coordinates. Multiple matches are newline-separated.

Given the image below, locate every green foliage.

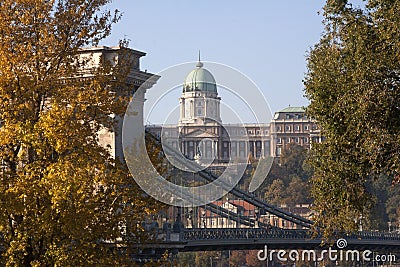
left=264, top=178, right=287, bottom=206
left=280, top=143, right=310, bottom=180
left=364, top=175, right=391, bottom=230
left=386, top=185, right=400, bottom=228
left=263, top=144, right=312, bottom=206
left=304, top=0, right=400, bottom=238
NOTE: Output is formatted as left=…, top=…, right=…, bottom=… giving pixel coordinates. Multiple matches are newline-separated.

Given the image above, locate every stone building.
left=146, top=59, right=321, bottom=163
left=80, top=46, right=158, bottom=159
left=271, top=106, right=322, bottom=157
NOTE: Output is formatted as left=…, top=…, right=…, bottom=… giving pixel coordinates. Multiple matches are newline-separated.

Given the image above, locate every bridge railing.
left=181, top=228, right=400, bottom=242
left=182, top=228, right=311, bottom=241
left=346, top=231, right=400, bottom=241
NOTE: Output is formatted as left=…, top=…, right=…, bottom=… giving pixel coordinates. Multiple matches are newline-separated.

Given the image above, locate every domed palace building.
left=146, top=59, right=322, bottom=165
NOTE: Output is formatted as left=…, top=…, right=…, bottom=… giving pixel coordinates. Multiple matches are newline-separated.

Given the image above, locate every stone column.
left=204, top=98, right=207, bottom=118
left=191, top=100, right=194, bottom=118
left=217, top=140, right=220, bottom=161
left=261, top=140, right=265, bottom=158
left=211, top=141, right=215, bottom=159
left=180, top=98, right=185, bottom=121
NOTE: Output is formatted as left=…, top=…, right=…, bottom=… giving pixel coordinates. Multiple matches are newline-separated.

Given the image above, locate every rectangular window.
left=304, top=125, right=309, bottom=131
left=185, top=101, right=191, bottom=118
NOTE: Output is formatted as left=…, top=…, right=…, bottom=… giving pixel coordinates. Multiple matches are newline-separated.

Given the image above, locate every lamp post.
left=186, top=208, right=193, bottom=228
left=255, top=208, right=259, bottom=228
left=201, top=209, right=206, bottom=228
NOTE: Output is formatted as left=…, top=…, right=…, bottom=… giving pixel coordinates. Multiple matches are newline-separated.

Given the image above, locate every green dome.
left=183, top=62, right=217, bottom=93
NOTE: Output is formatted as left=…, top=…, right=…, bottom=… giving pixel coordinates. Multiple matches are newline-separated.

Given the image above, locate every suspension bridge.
left=130, top=131, right=400, bottom=262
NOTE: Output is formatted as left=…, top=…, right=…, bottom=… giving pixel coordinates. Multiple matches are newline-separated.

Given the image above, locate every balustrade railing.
left=180, top=228, right=400, bottom=242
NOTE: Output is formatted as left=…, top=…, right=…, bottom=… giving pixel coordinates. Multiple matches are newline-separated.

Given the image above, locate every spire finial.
left=196, top=50, right=203, bottom=68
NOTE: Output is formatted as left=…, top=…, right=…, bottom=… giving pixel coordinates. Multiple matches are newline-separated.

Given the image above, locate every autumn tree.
left=386, top=185, right=400, bottom=231
left=304, top=0, right=400, bottom=238
left=193, top=251, right=227, bottom=267
left=264, top=179, right=287, bottom=206
left=285, top=176, right=311, bottom=206
left=176, top=252, right=196, bottom=267
left=263, top=144, right=311, bottom=206
left=229, top=250, right=247, bottom=267
left=0, top=0, right=159, bottom=265
left=245, top=250, right=265, bottom=267
left=280, top=143, right=309, bottom=180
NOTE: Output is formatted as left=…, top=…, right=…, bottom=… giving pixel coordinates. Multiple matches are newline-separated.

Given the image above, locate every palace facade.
left=146, top=60, right=322, bottom=164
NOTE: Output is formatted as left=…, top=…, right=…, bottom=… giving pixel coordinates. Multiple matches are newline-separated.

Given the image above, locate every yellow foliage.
left=0, top=0, right=160, bottom=266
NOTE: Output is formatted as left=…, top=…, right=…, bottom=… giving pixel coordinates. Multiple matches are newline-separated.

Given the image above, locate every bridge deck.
left=147, top=228, right=400, bottom=252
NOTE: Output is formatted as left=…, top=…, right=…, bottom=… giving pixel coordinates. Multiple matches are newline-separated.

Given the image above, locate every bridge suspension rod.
left=146, top=131, right=314, bottom=228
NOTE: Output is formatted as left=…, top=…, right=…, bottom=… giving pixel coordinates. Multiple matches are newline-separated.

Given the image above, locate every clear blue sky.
left=103, top=0, right=365, bottom=122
